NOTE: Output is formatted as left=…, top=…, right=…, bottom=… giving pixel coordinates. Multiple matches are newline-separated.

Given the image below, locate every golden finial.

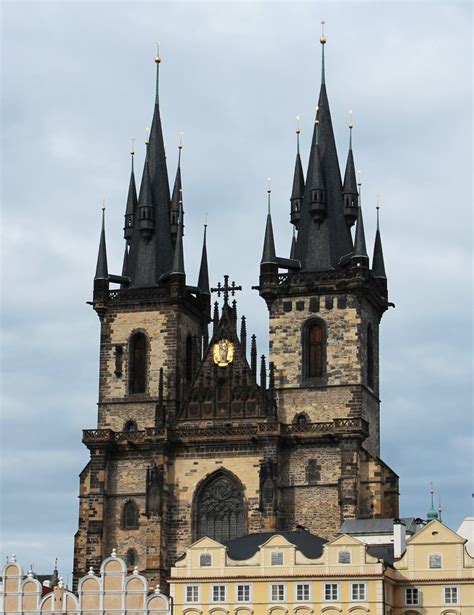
left=267, top=177, right=272, bottom=194
left=348, top=109, right=353, bottom=129
left=204, top=212, right=208, bottom=228
left=357, top=170, right=362, bottom=187
left=296, top=115, right=301, bottom=135
left=102, top=199, right=106, bottom=213
left=178, top=131, right=183, bottom=150
left=155, top=40, right=161, bottom=64
left=145, top=126, right=150, bottom=145
left=320, top=21, right=327, bottom=45
left=130, top=137, right=135, bottom=156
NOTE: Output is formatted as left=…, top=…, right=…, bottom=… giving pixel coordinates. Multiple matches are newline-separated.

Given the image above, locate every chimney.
left=393, top=518, right=406, bottom=559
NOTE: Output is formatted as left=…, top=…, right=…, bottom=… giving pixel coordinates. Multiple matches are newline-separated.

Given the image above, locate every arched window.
left=126, top=548, right=137, bottom=567
left=193, top=471, right=246, bottom=543
left=303, top=319, right=326, bottom=380
left=295, top=413, right=308, bottom=425
left=123, top=500, right=139, bottom=529
left=185, top=334, right=194, bottom=382
left=129, top=332, right=147, bottom=394
left=367, top=324, right=374, bottom=389
left=124, top=419, right=137, bottom=432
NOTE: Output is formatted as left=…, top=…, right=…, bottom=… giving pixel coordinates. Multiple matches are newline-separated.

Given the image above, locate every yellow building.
left=389, top=520, right=474, bottom=614
left=170, top=530, right=387, bottom=615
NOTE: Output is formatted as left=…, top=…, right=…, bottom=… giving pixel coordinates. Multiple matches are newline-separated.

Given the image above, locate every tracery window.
left=302, top=319, right=326, bottom=380
left=123, top=500, right=139, bottom=529
left=129, top=332, right=147, bottom=394
left=194, top=472, right=246, bottom=543
left=367, top=323, right=374, bottom=389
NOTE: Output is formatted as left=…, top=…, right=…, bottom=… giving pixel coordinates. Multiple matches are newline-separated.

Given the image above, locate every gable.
left=407, top=520, right=466, bottom=546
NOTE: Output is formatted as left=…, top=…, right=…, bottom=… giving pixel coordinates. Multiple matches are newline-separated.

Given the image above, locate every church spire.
left=290, top=226, right=297, bottom=259
left=342, top=113, right=358, bottom=228
left=372, top=204, right=387, bottom=279
left=197, top=220, right=210, bottom=295
left=351, top=181, right=369, bottom=268
left=171, top=202, right=185, bottom=276
left=295, top=25, right=353, bottom=271
left=170, top=135, right=183, bottom=244
left=95, top=207, right=108, bottom=281
left=261, top=179, right=277, bottom=266
left=124, top=144, right=138, bottom=243
left=290, top=116, right=305, bottom=227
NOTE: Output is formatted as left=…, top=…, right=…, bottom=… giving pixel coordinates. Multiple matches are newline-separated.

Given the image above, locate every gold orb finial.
left=145, top=126, right=150, bottom=145
left=320, top=20, right=327, bottom=44
left=348, top=109, right=353, bottom=129
left=357, top=169, right=362, bottom=187
left=267, top=177, right=272, bottom=193
left=131, top=137, right=135, bottom=156
left=178, top=131, right=183, bottom=150
left=155, top=40, right=161, bottom=64
left=296, top=115, right=300, bottom=135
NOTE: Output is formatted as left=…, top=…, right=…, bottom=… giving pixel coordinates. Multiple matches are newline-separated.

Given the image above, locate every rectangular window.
left=324, top=583, right=339, bottom=601
left=338, top=550, right=351, bottom=564
left=444, top=587, right=459, bottom=604
left=271, top=551, right=283, bottom=565
left=185, top=585, right=199, bottom=603
left=200, top=553, right=212, bottom=566
left=271, top=584, right=285, bottom=602
left=405, top=588, right=419, bottom=605
left=296, top=583, right=310, bottom=602
left=351, top=583, right=366, bottom=601
left=236, top=584, right=251, bottom=602
left=212, top=585, right=226, bottom=602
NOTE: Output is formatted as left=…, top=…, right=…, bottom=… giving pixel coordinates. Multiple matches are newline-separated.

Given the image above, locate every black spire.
left=170, top=140, right=182, bottom=244
left=261, top=182, right=277, bottom=265
left=95, top=208, right=108, bottom=281
left=352, top=187, right=369, bottom=268
left=307, top=119, right=327, bottom=224
left=342, top=120, right=359, bottom=228
left=121, top=244, right=129, bottom=278
left=290, top=227, right=297, bottom=259
left=290, top=117, right=305, bottom=227
left=295, top=29, right=353, bottom=271
left=123, top=148, right=138, bottom=242
left=197, top=223, right=210, bottom=295
left=372, top=206, right=387, bottom=278
left=171, top=202, right=185, bottom=276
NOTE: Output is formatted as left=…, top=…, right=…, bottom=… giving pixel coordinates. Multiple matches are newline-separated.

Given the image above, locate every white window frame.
left=351, top=582, right=367, bottom=601
left=429, top=552, right=442, bottom=569
left=270, top=583, right=286, bottom=602
left=236, top=584, right=252, bottom=603
left=271, top=551, right=284, bottom=565
left=404, top=587, right=420, bottom=606
left=185, top=585, right=200, bottom=603
left=323, top=583, right=339, bottom=602
left=295, top=582, right=311, bottom=602
left=338, top=549, right=351, bottom=564
left=444, top=586, right=459, bottom=605
left=211, top=584, right=227, bottom=603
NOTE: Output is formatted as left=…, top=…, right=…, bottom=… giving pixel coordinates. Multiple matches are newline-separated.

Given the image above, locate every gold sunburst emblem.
left=212, top=338, right=234, bottom=367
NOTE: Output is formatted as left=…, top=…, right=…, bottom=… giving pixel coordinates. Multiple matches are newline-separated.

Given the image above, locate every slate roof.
left=339, top=517, right=418, bottom=535
left=366, top=544, right=396, bottom=566
left=224, top=529, right=327, bottom=561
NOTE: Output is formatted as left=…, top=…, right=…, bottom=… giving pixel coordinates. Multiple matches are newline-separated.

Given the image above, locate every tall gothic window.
left=367, top=324, right=374, bottom=389
left=194, top=472, right=246, bottom=543
left=303, top=319, right=326, bottom=380
left=123, top=500, right=139, bottom=529
left=129, top=332, right=147, bottom=394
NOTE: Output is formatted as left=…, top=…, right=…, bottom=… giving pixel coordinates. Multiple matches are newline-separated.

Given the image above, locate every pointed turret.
left=197, top=223, right=210, bottom=295
left=290, top=117, right=305, bottom=227
left=342, top=118, right=358, bottom=228
left=351, top=186, right=369, bottom=268
left=95, top=208, right=108, bottom=281
left=137, top=156, right=155, bottom=242
left=261, top=181, right=277, bottom=266
left=290, top=227, right=297, bottom=259
left=171, top=202, right=185, bottom=277
left=170, top=139, right=183, bottom=244
left=121, top=244, right=129, bottom=278
left=295, top=27, right=353, bottom=271
left=372, top=206, right=387, bottom=279
left=123, top=148, right=138, bottom=242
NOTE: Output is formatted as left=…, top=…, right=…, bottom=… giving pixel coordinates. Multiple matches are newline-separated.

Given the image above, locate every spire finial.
left=178, top=132, right=183, bottom=165
left=430, top=482, right=435, bottom=508
left=376, top=195, right=380, bottom=230
left=357, top=169, right=362, bottom=189
left=130, top=137, right=135, bottom=171
left=204, top=212, right=208, bottom=228
left=320, top=21, right=327, bottom=85
left=348, top=109, right=353, bottom=149
left=295, top=115, right=301, bottom=154
left=154, top=40, right=161, bottom=105
left=267, top=177, right=272, bottom=214
left=145, top=126, right=150, bottom=146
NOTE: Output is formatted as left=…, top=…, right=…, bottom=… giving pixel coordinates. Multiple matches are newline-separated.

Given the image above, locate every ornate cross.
left=211, top=275, right=242, bottom=304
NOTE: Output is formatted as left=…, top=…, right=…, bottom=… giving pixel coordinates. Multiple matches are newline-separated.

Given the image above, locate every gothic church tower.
left=74, top=39, right=399, bottom=590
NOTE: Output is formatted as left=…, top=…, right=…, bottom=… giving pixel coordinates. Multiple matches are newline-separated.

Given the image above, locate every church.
left=73, top=33, right=399, bottom=590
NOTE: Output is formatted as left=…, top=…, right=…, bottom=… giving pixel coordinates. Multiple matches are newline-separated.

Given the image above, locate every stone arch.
left=192, top=468, right=247, bottom=542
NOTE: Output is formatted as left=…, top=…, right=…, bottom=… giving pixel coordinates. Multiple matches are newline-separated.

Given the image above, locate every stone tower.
left=74, top=40, right=399, bottom=590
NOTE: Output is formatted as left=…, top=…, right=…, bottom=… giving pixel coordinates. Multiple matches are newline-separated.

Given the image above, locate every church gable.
left=178, top=300, right=270, bottom=422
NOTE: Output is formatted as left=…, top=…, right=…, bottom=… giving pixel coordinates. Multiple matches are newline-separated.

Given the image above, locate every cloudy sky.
left=1, top=1, right=472, bottom=581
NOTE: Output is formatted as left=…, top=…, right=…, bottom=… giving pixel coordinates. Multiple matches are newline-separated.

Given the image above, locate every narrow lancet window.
left=367, top=324, right=374, bottom=389
left=304, top=321, right=325, bottom=379
left=129, top=332, right=147, bottom=394
left=123, top=500, right=139, bottom=529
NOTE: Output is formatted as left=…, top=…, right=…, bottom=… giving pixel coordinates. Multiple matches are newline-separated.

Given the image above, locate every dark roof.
left=367, top=544, right=396, bottom=566
left=339, top=517, right=418, bottom=535
left=225, top=529, right=327, bottom=561
left=261, top=213, right=277, bottom=265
